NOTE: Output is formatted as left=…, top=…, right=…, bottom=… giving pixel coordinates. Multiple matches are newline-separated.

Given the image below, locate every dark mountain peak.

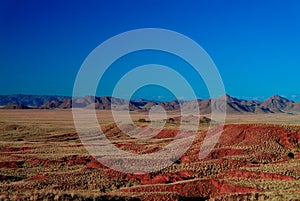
left=219, top=94, right=239, bottom=103
left=269, top=95, right=290, bottom=101
left=264, top=95, right=293, bottom=104
left=261, top=95, right=294, bottom=112
left=82, top=95, right=97, bottom=102
left=170, top=99, right=180, bottom=105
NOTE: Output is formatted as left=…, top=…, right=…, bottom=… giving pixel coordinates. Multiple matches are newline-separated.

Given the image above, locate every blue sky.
left=1, top=0, right=300, bottom=101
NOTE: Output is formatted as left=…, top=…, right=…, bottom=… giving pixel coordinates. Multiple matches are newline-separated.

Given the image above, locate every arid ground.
left=0, top=110, right=300, bottom=200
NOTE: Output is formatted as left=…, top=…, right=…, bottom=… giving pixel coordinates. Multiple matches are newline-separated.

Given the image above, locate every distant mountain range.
left=0, top=94, right=69, bottom=107
left=1, top=94, right=300, bottom=114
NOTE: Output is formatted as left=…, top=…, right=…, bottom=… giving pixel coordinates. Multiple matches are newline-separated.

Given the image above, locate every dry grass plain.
left=0, top=109, right=300, bottom=200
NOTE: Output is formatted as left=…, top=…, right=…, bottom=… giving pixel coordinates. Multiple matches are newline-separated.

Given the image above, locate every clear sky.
left=1, top=0, right=300, bottom=101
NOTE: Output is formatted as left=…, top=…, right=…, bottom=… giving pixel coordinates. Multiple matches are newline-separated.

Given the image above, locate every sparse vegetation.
left=137, top=118, right=150, bottom=123
left=288, top=152, right=295, bottom=159
left=0, top=110, right=300, bottom=200
left=167, top=118, right=175, bottom=123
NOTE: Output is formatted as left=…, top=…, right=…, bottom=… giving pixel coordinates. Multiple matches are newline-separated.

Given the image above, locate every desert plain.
left=0, top=109, right=300, bottom=200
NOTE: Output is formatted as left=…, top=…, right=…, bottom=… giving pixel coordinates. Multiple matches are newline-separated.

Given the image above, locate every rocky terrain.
left=1, top=94, right=300, bottom=114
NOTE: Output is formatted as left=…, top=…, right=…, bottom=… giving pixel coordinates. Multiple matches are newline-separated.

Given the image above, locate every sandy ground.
left=0, top=109, right=300, bottom=200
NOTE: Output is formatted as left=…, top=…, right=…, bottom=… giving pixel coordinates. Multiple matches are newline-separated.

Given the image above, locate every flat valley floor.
left=0, top=110, right=300, bottom=200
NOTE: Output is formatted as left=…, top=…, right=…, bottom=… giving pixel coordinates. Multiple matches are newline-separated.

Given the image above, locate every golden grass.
left=0, top=109, right=300, bottom=200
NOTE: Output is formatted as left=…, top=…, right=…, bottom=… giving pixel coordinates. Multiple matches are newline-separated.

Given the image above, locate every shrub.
left=167, top=118, right=175, bottom=123
left=138, top=118, right=149, bottom=123
left=288, top=152, right=294, bottom=159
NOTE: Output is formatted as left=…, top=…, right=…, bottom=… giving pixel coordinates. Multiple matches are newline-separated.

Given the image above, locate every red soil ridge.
left=25, top=174, right=48, bottom=181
